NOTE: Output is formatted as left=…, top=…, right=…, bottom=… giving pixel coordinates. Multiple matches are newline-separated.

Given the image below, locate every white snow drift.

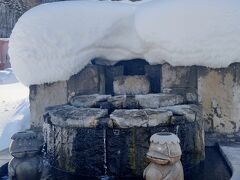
left=0, top=69, right=30, bottom=150
left=9, top=0, right=240, bottom=86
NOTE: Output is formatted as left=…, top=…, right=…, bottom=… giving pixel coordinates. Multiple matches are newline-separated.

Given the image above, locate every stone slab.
left=113, top=75, right=150, bottom=95
left=159, top=104, right=202, bottom=123
left=219, top=143, right=240, bottom=180
left=135, top=93, right=184, bottom=108
left=44, top=105, right=108, bottom=128
left=70, top=94, right=111, bottom=108
left=110, top=109, right=172, bottom=128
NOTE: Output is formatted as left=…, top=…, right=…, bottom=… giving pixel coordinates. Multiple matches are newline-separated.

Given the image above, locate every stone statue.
left=8, top=130, right=50, bottom=180
left=143, top=132, right=184, bottom=180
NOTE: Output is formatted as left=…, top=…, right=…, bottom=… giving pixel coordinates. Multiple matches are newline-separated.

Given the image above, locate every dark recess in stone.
left=115, top=59, right=149, bottom=75
left=105, top=66, right=124, bottom=95
left=145, top=65, right=161, bottom=93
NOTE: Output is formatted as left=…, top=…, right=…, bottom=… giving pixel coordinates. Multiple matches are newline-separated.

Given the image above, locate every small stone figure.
left=143, top=132, right=184, bottom=180
left=8, top=130, right=49, bottom=180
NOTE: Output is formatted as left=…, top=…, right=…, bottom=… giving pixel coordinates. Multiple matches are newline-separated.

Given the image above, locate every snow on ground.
left=0, top=69, right=30, bottom=150
left=9, top=0, right=240, bottom=86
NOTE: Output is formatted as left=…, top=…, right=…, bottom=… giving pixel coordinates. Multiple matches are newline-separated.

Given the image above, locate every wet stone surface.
left=43, top=103, right=205, bottom=178
left=107, top=126, right=177, bottom=177
left=44, top=123, right=106, bottom=177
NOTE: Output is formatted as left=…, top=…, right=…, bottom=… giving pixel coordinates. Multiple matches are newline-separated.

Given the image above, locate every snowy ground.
left=0, top=68, right=30, bottom=150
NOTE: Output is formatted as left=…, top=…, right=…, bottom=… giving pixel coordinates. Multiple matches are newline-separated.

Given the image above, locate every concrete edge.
left=218, top=143, right=240, bottom=180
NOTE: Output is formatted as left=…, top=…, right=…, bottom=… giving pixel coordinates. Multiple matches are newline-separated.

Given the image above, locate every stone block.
left=43, top=104, right=109, bottom=176
left=159, top=104, right=202, bottom=123
left=67, top=65, right=105, bottom=97
left=45, top=104, right=108, bottom=128
left=145, top=65, right=161, bottom=93
left=113, top=75, right=150, bottom=95
left=161, top=64, right=197, bottom=89
left=159, top=104, right=205, bottom=160
left=198, top=65, right=240, bottom=133
left=105, top=65, right=124, bottom=94
left=29, top=81, right=68, bottom=128
left=161, top=64, right=197, bottom=102
left=70, top=94, right=111, bottom=108
left=110, top=109, right=172, bottom=128
left=135, top=93, right=184, bottom=109
left=108, top=95, right=139, bottom=109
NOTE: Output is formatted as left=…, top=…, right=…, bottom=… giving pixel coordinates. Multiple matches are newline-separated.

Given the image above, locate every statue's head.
left=9, top=130, right=43, bottom=158
left=146, top=132, right=182, bottom=165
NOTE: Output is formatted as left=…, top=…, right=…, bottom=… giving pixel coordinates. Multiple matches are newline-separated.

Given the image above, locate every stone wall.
left=30, top=61, right=240, bottom=137
left=198, top=64, right=240, bottom=136
left=29, top=81, right=68, bottom=128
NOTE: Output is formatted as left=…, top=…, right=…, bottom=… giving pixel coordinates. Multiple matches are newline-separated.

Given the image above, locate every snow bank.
left=9, top=0, right=240, bottom=85
left=0, top=68, right=17, bottom=84
left=0, top=99, right=30, bottom=150
left=0, top=70, right=29, bottom=150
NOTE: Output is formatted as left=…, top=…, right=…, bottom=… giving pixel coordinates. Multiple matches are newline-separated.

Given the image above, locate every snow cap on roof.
left=9, top=0, right=240, bottom=85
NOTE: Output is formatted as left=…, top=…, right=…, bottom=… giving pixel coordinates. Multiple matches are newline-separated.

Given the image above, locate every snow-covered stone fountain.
left=6, top=0, right=240, bottom=179
left=32, top=59, right=204, bottom=178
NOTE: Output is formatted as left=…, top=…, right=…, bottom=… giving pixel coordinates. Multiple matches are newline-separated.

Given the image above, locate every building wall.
left=0, top=0, right=64, bottom=38
left=0, top=39, right=9, bottom=69
left=198, top=64, right=240, bottom=134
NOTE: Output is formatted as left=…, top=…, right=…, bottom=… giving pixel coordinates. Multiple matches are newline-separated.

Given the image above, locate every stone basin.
left=43, top=103, right=204, bottom=178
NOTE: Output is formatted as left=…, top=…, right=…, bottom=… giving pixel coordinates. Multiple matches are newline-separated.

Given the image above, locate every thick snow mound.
left=0, top=70, right=30, bottom=150
left=0, top=99, right=30, bottom=150
left=9, top=0, right=240, bottom=85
